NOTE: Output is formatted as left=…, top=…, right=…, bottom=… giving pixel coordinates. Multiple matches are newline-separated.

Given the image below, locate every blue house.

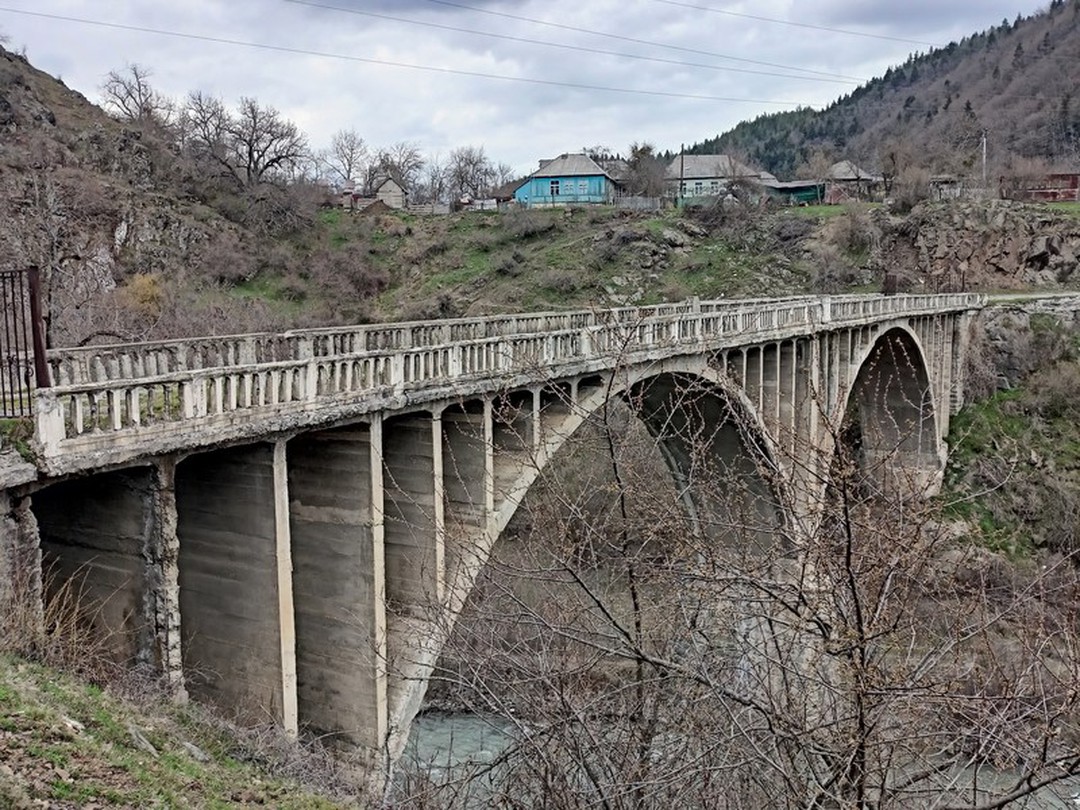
left=514, top=153, right=617, bottom=207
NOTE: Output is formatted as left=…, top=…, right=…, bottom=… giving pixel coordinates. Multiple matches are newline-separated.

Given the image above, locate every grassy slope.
left=251, top=205, right=825, bottom=324
left=0, top=654, right=351, bottom=808
left=943, top=354, right=1080, bottom=558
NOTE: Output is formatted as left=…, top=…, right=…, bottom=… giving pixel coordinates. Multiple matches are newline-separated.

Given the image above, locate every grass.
left=1043, top=201, right=1080, bottom=217
left=0, top=416, right=35, bottom=462
left=0, top=652, right=353, bottom=808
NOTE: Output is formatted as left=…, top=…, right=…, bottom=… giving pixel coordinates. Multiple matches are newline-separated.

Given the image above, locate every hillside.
left=0, top=653, right=353, bottom=808
left=691, top=0, right=1080, bottom=178
left=3, top=35, right=1080, bottom=356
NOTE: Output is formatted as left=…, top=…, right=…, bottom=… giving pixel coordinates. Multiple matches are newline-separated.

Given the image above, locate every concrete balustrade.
left=32, top=295, right=984, bottom=476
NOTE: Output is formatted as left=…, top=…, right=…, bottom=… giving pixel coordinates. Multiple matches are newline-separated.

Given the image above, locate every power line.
left=648, top=0, right=942, bottom=48
left=287, top=0, right=858, bottom=86
left=415, top=0, right=868, bottom=82
left=0, top=6, right=814, bottom=107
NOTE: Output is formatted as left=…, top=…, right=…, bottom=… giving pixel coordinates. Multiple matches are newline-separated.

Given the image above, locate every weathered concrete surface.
left=287, top=427, right=386, bottom=751
left=34, top=468, right=154, bottom=665
left=0, top=489, right=42, bottom=647
left=176, top=443, right=296, bottom=730
left=382, top=417, right=441, bottom=610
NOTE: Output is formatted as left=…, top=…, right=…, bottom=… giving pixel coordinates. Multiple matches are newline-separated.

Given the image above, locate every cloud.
left=0, top=0, right=1049, bottom=175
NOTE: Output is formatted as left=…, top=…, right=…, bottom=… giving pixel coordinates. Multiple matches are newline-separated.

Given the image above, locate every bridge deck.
left=33, top=294, right=982, bottom=475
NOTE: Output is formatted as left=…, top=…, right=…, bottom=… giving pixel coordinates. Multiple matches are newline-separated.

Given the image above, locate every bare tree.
left=447, top=144, right=494, bottom=200
left=375, top=141, right=425, bottom=192
left=320, top=128, right=368, bottom=186
left=180, top=91, right=233, bottom=179
left=415, top=153, right=448, bottom=205
left=491, top=162, right=516, bottom=190
left=226, top=97, right=309, bottom=186
left=100, top=63, right=174, bottom=127
left=625, top=141, right=667, bottom=197
left=392, top=341, right=1080, bottom=808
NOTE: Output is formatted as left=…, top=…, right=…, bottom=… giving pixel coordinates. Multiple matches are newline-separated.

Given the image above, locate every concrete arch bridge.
left=0, top=293, right=981, bottom=775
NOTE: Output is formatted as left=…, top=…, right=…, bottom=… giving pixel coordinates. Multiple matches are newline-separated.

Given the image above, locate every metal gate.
left=0, top=267, right=49, bottom=418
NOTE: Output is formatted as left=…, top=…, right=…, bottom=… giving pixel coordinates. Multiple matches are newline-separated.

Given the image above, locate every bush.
left=890, top=167, right=931, bottom=213
left=826, top=204, right=880, bottom=259
left=503, top=209, right=556, bottom=239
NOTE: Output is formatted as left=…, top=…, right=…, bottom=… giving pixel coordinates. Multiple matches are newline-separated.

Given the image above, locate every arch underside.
left=484, top=365, right=789, bottom=582
left=838, top=326, right=943, bottom=496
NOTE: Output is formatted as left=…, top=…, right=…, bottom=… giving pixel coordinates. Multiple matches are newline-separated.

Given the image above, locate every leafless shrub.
left=502, top=209, right=556, bottom=240
left=890, top=166, right=932, bottom=213
left=397, top=346, right=1080, bottom=808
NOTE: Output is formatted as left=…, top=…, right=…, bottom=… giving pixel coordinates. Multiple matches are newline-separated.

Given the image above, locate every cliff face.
left=881, top=200, right=1080, bottom=291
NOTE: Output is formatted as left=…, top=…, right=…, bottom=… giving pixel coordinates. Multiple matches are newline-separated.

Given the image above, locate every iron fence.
left=1, top=267, right=48, bottom=418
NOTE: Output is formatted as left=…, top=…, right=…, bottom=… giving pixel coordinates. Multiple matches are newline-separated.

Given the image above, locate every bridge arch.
left=488, top=362, right=789, bottom=561
left=836, top=325, right=944, bottom=494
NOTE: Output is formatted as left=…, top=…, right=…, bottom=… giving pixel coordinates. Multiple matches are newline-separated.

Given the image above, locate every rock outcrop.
left=882, top=200, right=1080, bottom=290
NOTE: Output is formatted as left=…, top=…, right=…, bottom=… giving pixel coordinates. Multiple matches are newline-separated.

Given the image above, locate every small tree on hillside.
left=100, top=63, right=175, bottom=128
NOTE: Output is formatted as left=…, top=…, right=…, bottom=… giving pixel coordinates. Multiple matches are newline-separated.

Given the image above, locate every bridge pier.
left=287, top=424, right=387, bottom=753
left=176, top=442, right=297, bottom=732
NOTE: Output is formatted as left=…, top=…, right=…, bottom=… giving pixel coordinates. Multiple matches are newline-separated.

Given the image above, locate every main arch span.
left=0, top=293, right=981, bottom=778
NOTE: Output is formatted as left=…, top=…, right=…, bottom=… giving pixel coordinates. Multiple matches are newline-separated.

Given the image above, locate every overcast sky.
left=0, top=1, right=1049, bottom=176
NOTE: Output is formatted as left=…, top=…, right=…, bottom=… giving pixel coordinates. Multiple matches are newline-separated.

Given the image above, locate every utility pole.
left=981, top=130, right=988, bottom=192
left=679, top=144, right=685, bottom=208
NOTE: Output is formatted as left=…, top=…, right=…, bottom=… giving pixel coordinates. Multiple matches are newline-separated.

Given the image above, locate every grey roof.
left=601, top=158, right=630, bottom=182
left=529, top=153, right=612, bottom=179
left=829, top=160, right=881, bottom=182
left=666, top=154, right=761, bottom=180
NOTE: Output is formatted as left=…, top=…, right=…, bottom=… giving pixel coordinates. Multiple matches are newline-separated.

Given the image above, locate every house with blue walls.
left=514, top=153, right=616, bottom=207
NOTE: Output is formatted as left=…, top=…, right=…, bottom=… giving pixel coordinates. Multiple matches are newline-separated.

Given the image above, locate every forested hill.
left=688, top=0, right=1080, bottom=177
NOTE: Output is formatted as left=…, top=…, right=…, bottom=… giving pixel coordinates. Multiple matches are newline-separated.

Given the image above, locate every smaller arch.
left=839, top=326, right=944, bottom=496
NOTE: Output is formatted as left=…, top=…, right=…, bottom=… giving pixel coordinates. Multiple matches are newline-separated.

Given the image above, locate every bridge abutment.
left=0, top=490, right=43, bottom=648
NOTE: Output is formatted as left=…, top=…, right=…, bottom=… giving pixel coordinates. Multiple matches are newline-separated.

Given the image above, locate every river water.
left=403, top=712, right=1080, bottom=808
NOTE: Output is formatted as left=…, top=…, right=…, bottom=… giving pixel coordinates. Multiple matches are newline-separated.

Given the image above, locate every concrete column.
left=147, top=459, right=185, bottom=693
left=287, top=425, right=388, bottom=751
left=778, top=340, right=796, bottom=456
left=742, top=347, right=759, bottom=412
left=0, top=490, right=42, bottom=648
left=34, top=468, right=154, bottom=666
left=176, top=443, right=297, bottom=731
left=761, top=344, right=779, bottom=440
left=273, top=440, right=298, bottom=736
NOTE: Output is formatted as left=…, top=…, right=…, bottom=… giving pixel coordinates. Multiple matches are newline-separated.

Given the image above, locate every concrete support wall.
left=382, top=416, right=441, bottom=611
left=176, top=442, right=297, bottom=731
left=442, top=404, right=491, bottom=582
left=0, top=490, right=42, bottom=647
left=35, top=468, right=154, bottom=665
left=287, top=426, right=387, bottom=751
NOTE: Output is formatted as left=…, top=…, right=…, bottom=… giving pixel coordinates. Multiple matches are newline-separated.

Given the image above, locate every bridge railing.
left=34, top=293, right=983, bottom=468
left=46, top=296, right=825, bottom=387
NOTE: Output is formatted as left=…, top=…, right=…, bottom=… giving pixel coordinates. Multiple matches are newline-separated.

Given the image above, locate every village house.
left=514, top=153, right=617, bottom=207
left=340, top=173, right=408, bottom=211
left=665, top=153, right=766, bottom=199
left=825, top=160, right=883, bottom=203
